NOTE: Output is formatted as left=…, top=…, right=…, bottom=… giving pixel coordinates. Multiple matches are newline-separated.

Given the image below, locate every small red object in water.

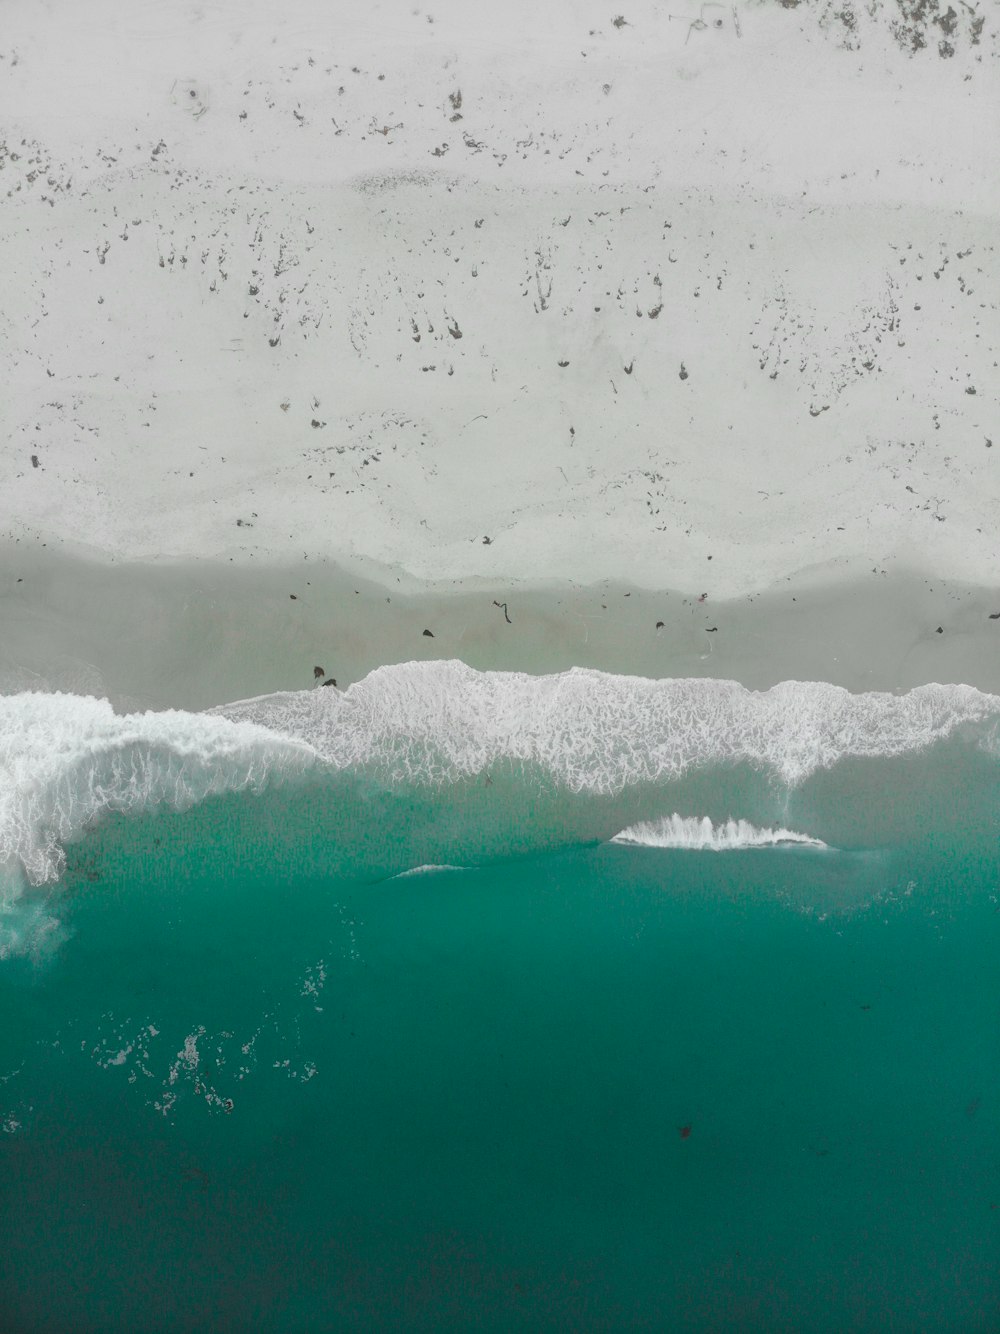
left=679, top=1125, right=692, bottom=1139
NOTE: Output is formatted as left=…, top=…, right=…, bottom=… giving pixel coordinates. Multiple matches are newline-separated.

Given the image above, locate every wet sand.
left=3, top=541, right=999, bottom=712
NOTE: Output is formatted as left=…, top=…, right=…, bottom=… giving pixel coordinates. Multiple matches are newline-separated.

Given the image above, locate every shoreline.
left=3, top=543, right=1000, bottom=712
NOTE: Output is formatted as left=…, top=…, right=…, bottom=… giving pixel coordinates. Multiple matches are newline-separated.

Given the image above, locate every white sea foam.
left=213, top=660, right=1000, bottom=791
left=2, top=664, right=998, bottom=953
left=0, top=692, right=318, bottom=895
left=610, top=815, right=827, bottom=851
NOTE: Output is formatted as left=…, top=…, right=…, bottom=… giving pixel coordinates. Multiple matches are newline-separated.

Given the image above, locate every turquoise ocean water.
left=2, top=664, right=998, bottom=1331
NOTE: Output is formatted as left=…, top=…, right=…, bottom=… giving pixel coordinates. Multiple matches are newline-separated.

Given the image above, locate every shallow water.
left=2, top=671, right=999, bottom=1330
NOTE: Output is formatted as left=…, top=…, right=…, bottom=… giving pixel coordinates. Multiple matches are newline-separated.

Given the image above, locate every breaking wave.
left=610, top=815, right=827, bottom=851
left=211, top=662, right=999, bottom=790
left=3, top=661, right=999, bottom=955
left=0, top=692, right=317, bottom=892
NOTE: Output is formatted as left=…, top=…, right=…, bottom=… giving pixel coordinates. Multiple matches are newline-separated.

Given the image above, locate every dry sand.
left=1, top=0, right=998, bottom=693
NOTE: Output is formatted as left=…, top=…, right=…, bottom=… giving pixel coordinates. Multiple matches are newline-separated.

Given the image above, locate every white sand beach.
left=1, top=0, right=998, bottom=688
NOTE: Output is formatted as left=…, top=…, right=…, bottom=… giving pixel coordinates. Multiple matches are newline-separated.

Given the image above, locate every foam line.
left=213, top=660, right=1000, bottom=790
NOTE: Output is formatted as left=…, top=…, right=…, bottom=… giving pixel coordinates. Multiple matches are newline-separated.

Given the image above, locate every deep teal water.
left=2, top=778, right=998, bottom=1332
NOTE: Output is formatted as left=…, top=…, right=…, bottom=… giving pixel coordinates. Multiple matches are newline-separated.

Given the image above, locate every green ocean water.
left=2, top=772, right=998, bottom=1332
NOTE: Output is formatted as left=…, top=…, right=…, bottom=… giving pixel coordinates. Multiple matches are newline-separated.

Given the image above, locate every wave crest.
left=1, top=692, right=317, bottom=893
left=611, top=815, right=827, bottom=851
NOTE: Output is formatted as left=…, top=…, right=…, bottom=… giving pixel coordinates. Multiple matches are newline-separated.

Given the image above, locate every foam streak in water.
left=392, top=864, right=467, bottom=879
